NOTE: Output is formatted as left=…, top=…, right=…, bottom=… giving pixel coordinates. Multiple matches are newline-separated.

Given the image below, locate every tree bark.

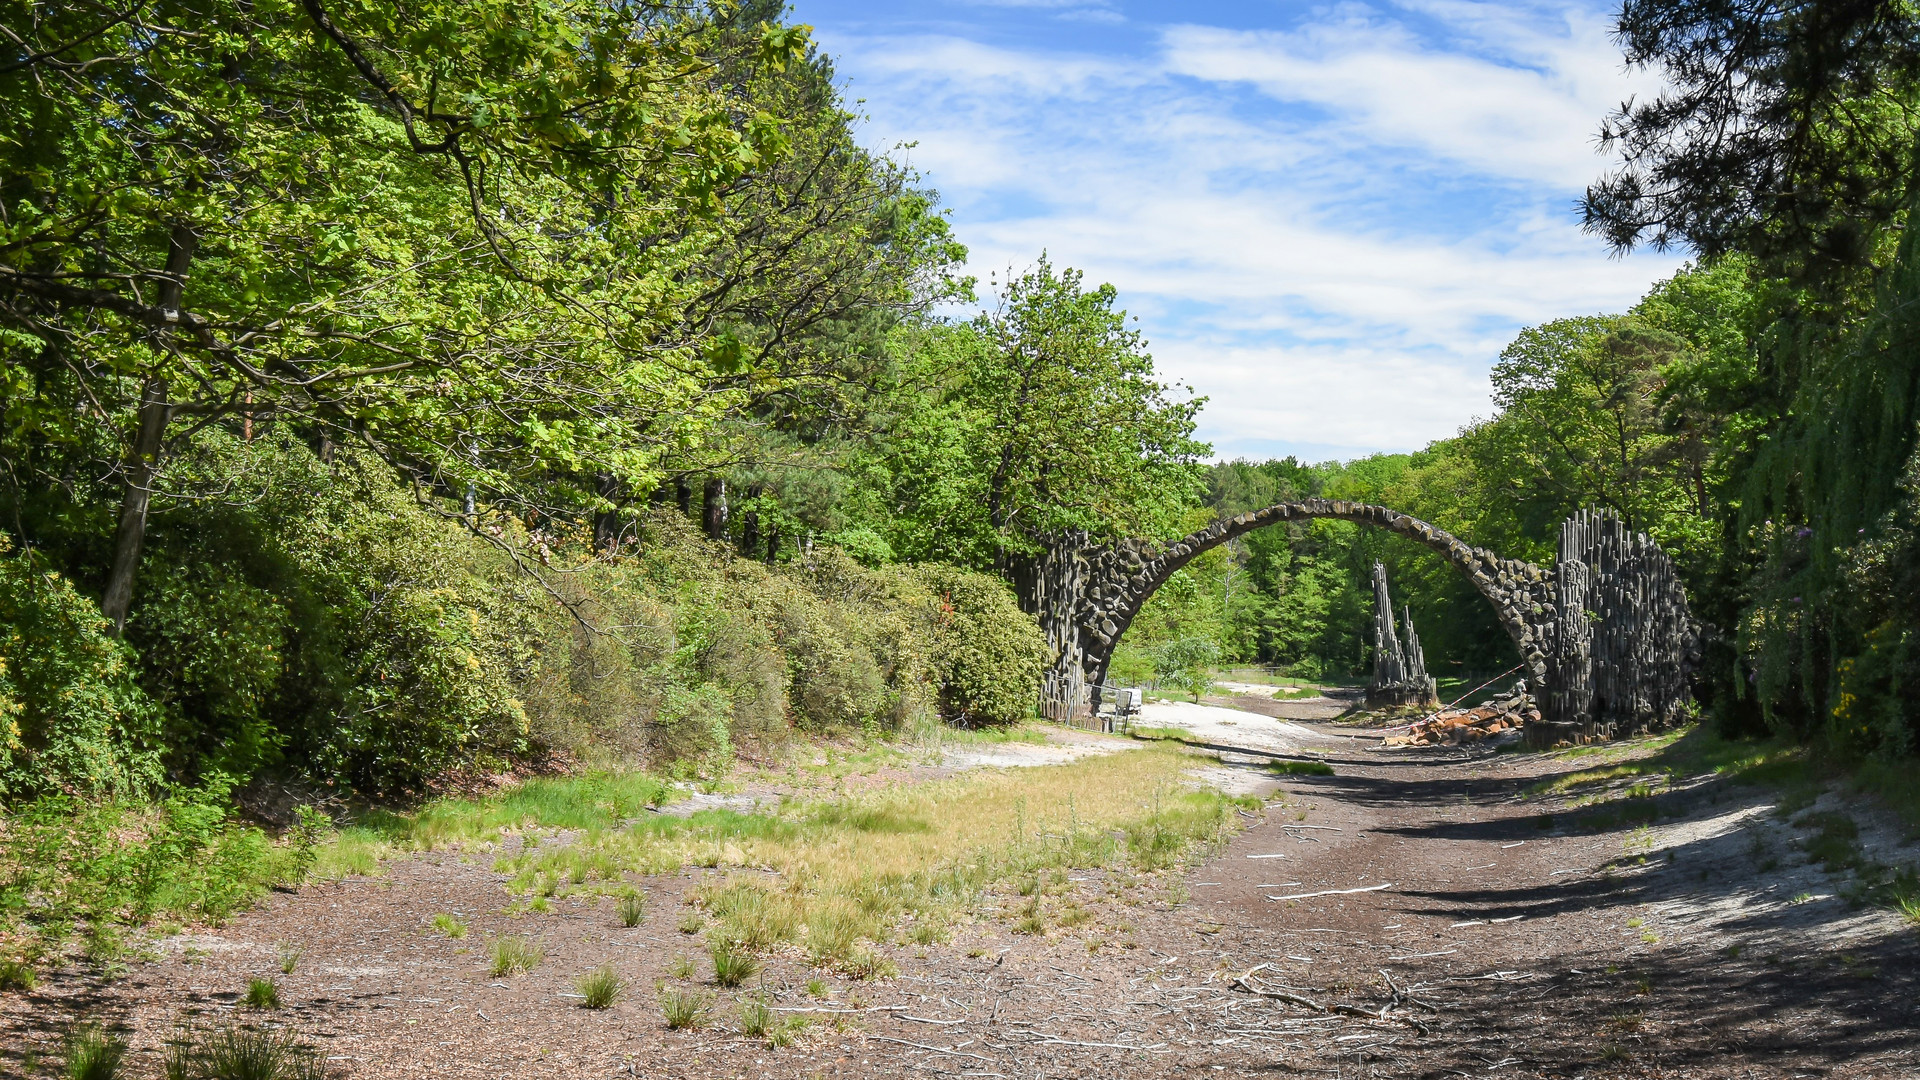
left=101, top=224, right=195, bottom=635
left=702, top=477, right=727, bottom=541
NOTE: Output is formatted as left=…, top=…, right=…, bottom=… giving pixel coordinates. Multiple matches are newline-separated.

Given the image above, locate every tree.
left=1584, top=0, right=1920, bottom=284
left=847, top=258, right=1209, bottom=569
left=0, top=0, right=812, bottom=631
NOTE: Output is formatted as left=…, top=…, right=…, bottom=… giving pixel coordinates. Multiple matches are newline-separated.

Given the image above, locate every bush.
left=0, top=533, right=162, bottom=800
left=64, top=1022, right=129, bottom=1080
left=163, top=1025, right=324, bottom=1080
left=907, top=564, right=1047, bottom=726
left=659, top=986, right=712, bottom=1029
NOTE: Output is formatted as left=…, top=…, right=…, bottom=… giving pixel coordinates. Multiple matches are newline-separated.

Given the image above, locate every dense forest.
left=4, top=0, right=1920, bottom=948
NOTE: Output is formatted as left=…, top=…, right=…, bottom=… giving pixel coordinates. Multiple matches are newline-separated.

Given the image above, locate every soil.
left=7, top=706, right=1918, bottom=1079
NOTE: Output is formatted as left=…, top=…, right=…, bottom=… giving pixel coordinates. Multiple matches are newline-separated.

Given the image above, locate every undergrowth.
left=0, top=784, right=319, bottom=975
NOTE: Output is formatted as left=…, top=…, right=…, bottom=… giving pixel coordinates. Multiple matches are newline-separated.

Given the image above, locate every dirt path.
left=7, top=713, right=1918, bottom=1079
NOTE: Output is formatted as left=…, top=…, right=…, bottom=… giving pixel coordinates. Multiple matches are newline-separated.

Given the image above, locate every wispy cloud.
left=816, top=0, right=1681, bottom=459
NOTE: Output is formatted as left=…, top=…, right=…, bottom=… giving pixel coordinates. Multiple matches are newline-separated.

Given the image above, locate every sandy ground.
left=7, top=713, right=1919, bottom=1079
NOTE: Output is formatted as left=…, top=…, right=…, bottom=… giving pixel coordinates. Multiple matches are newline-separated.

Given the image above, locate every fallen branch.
left=1230, top=967, right=1431, bottom=1035
left=1268, top=882, right=1394, bottom=901
left=866, top=1035, right=995, bottom=1063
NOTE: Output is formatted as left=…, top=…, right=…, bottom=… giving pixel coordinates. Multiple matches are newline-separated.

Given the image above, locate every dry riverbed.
left=5, top=715, right=1917, bottom=1079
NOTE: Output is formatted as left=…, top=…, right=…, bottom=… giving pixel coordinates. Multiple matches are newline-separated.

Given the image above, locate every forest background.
left=3, top=0, right=1920, bottom=963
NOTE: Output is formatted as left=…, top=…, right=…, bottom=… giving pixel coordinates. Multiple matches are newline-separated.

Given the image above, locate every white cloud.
left=816, top=2, right=1682, bottom=460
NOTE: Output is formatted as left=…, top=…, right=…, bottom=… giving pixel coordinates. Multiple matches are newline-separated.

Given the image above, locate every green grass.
left=429, top=913, right=467, bottom=939
left=0, top=957, right=38, bottom=991
left=1269, top=686, right=1325, bottom=700
left=616, top=892, right=646, bottom=928
left=740, top=993, right=775, bottom=1037
left=244, top=977, right=281, bottom=1010
left=1795, top=811, right=1864, bottom=873
left=709, top=938, right=762, bottom=987
left=1126, top=726, right=1191, bottom=743
left=277, top=944, right=300, bottom=974
left=64, top=1023, right=128, bottom=1080
left=1266, top=759, right=1333, bottom=776
left=659, top=987, right=712, bottom=1030
left=575, top=965, right=624, bottom=1009
left=164, top=1026, right=324, bottom=1080
left=929, top=723, right=1050, bottom=746
left=312, top=770, right=681, bottom=879
left=488, top=935, right=543, bottom=976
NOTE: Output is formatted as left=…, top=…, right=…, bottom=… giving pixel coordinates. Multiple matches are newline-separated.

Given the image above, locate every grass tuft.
left=487, top=935, right=543, bottom=976
left=0, top=958, right=37, bottom=991
left=659, top=986, right=712, bottom=1030
left=666, top=953, right=695, bottom=980
left=616, top=892, right=646, bottom=928
left=739, top=993, right=775, bottom=1037
left=709, top=938, right=762, bottom=987
left=429, top=913, right=467, bottom=939
left=65, top=1022, right=129, bottom=1080
left=244, top=977, right=281, bottom=1010
left=163, top=1025, right=325, bottom=1080
left=277, top=944, right=301, bottom=975
left=844, top=947, right=899, bottom=980
left=575, top=965, right=624, bottom=1009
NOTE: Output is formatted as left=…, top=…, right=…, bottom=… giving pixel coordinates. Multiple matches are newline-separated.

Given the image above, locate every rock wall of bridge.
left=1033, top=500, right=1698, bottom=744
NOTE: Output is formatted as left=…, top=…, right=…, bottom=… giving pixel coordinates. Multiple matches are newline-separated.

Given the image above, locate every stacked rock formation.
left=1365, top=563, right=1438, bottom=708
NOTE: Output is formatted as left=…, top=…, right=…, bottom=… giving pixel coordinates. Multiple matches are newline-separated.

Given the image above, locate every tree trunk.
left=101, top=224, right=194, bottom=636
left=702, top=477, right=728, bottom=541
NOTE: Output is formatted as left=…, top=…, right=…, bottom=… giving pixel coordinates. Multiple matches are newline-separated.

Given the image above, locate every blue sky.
left=798, top=0, right=1687, bottom=462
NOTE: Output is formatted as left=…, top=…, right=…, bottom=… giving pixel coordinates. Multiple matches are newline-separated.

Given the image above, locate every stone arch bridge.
left=1028, top=499, right=1698, bottom=743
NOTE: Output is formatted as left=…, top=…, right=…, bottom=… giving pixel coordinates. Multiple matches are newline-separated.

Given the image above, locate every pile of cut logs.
left=1381, top=694, right=1538, bottom=747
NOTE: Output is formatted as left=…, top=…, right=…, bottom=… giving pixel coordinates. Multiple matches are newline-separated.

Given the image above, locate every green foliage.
left=845, top=259, right=1209, bottom=567
left=616, top=892, right=647, bottom=928
left=0, top=783, right=297, bottom=963
left=708, top=938, right=763, bottom=987
left=0, top=535, right=161, bottom=800
left=1151, top=638, right=1220, bottom=703
left=244, top=977, right=282, bottom=1010
left=659, top=986, right=713, bottom=1029
left=903, top=564, right=1047, bottom=726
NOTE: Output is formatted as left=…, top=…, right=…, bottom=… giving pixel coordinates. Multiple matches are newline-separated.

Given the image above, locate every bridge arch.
left=1031, top=500, right=1696, bottom=744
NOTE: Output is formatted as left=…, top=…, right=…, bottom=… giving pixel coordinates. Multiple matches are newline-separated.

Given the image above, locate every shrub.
left=0, top=958, right=36, bottom=991
left=907, top=564, right=1047, bottom=726
left=0, top=783, right=294, bottom=959
left=575, top=965, right=624, bottom=1009
left=487, top=936, right=543, bottom=976
left=0, top=533, right=162, bottom=800
left=739, top=993, right=775, bottom=1037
